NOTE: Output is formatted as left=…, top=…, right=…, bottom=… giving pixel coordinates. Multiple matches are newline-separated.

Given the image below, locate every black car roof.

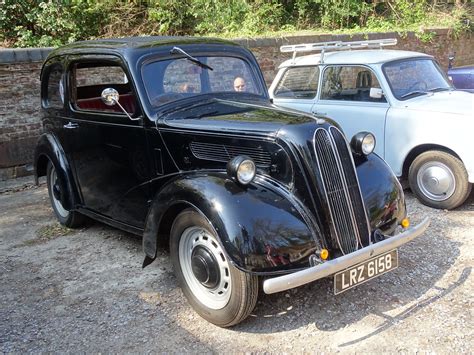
left=47, top=36, right=241, bottom=59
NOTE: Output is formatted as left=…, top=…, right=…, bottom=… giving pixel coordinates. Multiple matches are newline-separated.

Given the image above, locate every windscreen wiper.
left=428, top=87, right=451, bottom=92
left=400, top=90, right=428, bottom=99
left=170, top=46, right=213, bottom=71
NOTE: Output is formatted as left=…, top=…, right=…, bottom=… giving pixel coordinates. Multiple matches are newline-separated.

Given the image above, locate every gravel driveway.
left=1, top=179, right=472, bottom=353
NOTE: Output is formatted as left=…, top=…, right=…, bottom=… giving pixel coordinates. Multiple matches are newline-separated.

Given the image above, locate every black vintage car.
left=35, top=37, right=429, bottom=327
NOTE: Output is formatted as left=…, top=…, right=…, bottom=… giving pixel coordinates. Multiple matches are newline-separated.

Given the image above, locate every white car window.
left=274, top=66, right=319, bottom=99
left=321, top=66, right=386, bottom=103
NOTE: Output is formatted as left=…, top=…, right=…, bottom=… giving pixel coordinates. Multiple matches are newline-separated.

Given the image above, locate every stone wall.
left=0, top=29, right=472, bottom=180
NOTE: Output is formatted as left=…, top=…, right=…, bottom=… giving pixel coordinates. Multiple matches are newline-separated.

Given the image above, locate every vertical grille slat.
left=313, top=127, right=370, bottom=254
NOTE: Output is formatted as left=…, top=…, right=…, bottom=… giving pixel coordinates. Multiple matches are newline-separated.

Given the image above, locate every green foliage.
left=0, top=0, right=471, bottom=47
left=0, top=0, right=108, bottom=47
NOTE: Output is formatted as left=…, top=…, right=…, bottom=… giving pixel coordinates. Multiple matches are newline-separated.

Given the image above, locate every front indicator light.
left=320, top=249, right=329, bottom=260
left=401, top=218, right=410, bottom=228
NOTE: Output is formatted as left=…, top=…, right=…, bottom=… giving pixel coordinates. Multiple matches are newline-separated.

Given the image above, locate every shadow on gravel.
left=235, top=219, right=463, bottom=334
left=338, top=266, right=471, bottom=347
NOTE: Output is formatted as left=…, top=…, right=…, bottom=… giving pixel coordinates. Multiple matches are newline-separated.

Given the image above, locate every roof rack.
left=280, top=38, right=397, bottom=63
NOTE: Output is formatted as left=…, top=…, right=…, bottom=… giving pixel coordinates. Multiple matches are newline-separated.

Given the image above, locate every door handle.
left=63, top=122, right=79, bottom=129
left=313, top=111, right=327, bottom=116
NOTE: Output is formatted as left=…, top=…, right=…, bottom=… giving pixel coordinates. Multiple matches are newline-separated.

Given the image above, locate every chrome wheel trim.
left=179, top=226, right=231, bottom=310
left=417, top=161, right=456, bottom=201
left=49, top=167, right=69, bottom=218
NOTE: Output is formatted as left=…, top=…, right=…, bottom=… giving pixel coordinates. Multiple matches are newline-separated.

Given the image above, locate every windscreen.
left=142, top=56, right=263, bottom=107
left=383, top=58, right=452, bottom=100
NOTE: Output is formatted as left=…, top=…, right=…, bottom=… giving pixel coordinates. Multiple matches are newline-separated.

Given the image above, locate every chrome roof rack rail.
left=280, top=38, right=397, bottom=63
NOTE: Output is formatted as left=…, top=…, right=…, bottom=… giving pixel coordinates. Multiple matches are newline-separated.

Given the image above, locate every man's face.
left=234, top=77, right=246, bottom=92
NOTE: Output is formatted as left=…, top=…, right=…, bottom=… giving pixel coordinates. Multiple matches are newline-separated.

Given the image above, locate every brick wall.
left=0, top=50, right=51, bottom=179
left=0, top=29, right=473, bottom=180
left=237, top=29, right=474, bottom=85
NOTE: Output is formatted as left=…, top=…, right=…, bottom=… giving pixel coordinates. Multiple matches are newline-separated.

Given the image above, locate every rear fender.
left=143, top=173, right=322, bottom=274
left=34, top=133, right=80, bottom=210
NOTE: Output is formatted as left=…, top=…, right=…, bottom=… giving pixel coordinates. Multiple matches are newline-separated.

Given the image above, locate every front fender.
left=355, top=153, right=406, bottom=235
left=34, top=133, right=80, bottom=210
left=143, top=172, right=322, bottom=274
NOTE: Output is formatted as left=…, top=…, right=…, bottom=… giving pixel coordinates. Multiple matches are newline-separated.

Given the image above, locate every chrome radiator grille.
left=313, top=127, right=370, bottom=254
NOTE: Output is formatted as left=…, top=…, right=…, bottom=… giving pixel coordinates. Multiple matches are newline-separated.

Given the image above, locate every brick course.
left=0, top=29, right=472, bottom=179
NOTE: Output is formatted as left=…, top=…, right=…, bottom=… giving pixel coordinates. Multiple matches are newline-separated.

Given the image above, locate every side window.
left=321, top=66, right=386, bottom=103
left=43, top=64, right=64, bottom=109
left=72, top=63, right=137, bottom=116
left=274, top=66, right=320, bottom=99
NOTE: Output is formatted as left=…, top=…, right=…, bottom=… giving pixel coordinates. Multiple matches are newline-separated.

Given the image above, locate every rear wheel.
left=46, top=162, right=85, bottom=227
left=170, top=209, right=258, bottom=327
left=408, top=150, right=471, bottom=210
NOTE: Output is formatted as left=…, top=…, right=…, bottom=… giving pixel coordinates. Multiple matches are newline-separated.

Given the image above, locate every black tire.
left=408, top=150, right=471, bottom=210
left=170, top=209, right=258, bottom=327
left=46, top=162, right=85, bottom=228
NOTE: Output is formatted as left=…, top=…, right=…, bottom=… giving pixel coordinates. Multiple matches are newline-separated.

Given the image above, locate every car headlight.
left=351, top=132, right=376, bottom=156
left=226, top=156, right=256, bottom=185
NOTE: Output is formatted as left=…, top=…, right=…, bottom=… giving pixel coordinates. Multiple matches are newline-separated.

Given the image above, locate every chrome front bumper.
left=263, top=218, right=430, bottom=294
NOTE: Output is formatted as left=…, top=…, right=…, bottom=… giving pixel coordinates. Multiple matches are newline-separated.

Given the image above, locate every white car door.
left=312, top=65, right=389, bottom=158
left=270, top=65, right=320, bottom=114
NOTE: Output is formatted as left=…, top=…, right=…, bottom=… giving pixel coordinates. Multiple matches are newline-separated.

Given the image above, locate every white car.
left=269, top=39, right=474, bottom=210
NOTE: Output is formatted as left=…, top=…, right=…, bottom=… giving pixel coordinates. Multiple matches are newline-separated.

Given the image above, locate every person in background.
left=233, top=76, right=246, bottom=92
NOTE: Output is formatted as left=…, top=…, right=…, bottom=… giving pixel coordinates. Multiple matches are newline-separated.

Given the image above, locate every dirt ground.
left=0, top=178, right=473, bottom=353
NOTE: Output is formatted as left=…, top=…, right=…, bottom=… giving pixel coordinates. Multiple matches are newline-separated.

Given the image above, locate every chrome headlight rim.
left=351, top=132, right=376, bottom=156
left=226, top=155, right=256, bottom=185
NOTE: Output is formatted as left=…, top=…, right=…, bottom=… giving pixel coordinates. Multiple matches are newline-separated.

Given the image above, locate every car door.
left=313, top=65, right=389, bottom=158
left=271, top=66, right=320, bottom=114
left=64, top=56, right=151, bottom=228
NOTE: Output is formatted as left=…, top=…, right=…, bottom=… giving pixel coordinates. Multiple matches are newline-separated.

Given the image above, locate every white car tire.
left=409, top=150, right=471, bottom=210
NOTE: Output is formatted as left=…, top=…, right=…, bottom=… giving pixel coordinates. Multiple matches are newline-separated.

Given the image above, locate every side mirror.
left=369, top=87, right=384, bottom=99
left=101, top=88, right=120, bottom=106
left=100, top=88, right=140, bottom=121
left=448, top=54, right=455, bottom=69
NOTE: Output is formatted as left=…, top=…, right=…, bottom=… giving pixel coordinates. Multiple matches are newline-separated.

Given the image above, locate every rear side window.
left=321, top=65, right=386, bottom=102
left=274, top=66, right=320, bottom=99
left=72, top=63, right=137, bottom=116
left=43, top=63, right=65, bottom=109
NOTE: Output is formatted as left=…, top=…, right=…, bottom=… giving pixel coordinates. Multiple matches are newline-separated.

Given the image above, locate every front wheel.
left=170, top=209, right=258, bottom=327
left=408, top=150, right=471, bottom=210
left=46, top=162, right=85, bottom=228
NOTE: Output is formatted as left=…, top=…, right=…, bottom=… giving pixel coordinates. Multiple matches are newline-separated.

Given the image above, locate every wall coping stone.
left=232, top=29, right=458, bottom=48
left=0, top=47, right=53, bottom=64
left=0, top=28, right=464, bottom=63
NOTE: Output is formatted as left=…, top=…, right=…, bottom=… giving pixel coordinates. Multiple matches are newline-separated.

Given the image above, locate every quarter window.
left=43, top=63, right=64, bottom=109
left=274, top=66, right=320, bottom=99
left=321, top=66, right=386, bottom=103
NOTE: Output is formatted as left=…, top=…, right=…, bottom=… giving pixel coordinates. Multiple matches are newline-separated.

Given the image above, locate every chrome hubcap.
left=417, top=161, right=456, bottom=201
left=179, top=227, right=231, bottom=310
left=49, top=167, right=69, bottom=218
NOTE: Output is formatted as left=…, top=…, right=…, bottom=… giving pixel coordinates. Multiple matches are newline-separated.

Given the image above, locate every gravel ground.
left=0, top=178, right=473, bottom=353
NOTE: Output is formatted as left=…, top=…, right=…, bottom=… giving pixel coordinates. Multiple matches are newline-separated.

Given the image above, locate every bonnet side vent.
left=190, top=141, right=271, bottom=167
